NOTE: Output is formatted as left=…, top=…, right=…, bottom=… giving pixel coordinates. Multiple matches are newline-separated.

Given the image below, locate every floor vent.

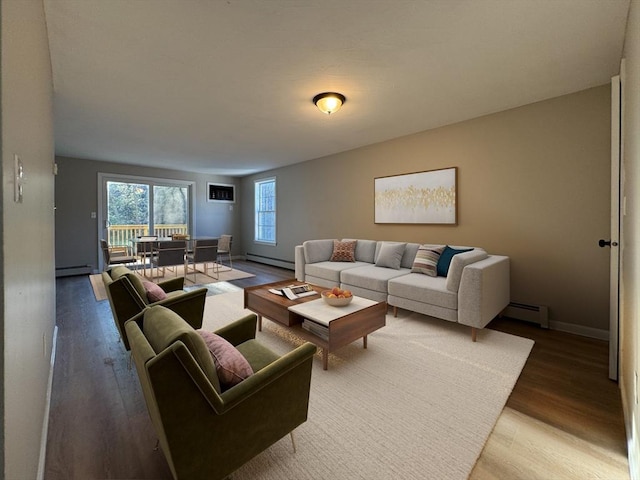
left=503, top=302, right=549, bottom=328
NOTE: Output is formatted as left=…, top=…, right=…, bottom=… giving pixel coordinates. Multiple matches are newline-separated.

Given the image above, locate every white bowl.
left=321, top=290, right=353, bottom=307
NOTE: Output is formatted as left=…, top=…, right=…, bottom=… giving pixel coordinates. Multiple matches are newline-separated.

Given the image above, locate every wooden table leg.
left=322, top=349, right=329, bottom=370
left=363, top=335, right=368, bottom=349
left=257, top=314, right=263, bottom=332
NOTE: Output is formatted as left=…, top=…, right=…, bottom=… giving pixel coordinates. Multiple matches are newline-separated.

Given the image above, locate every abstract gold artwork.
left=374, top=167, right=457, bottom=224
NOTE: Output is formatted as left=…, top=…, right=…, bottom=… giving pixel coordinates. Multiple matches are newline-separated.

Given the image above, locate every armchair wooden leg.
left=471, top=327, right=477, bottom=342
left=393, top=306, right=398, bottom=317
left=290, top=431, right=297, bottom=453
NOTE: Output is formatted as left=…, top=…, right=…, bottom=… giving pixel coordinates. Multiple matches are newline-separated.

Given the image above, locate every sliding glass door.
left=153, top=184, right=189, bottom=237
left=106, top=181, right=150, bottom=246
left=99, top=174, right=193, bottom=259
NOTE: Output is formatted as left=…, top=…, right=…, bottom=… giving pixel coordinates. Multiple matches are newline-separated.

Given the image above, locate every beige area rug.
left=89, top=265, right=254, bottom=301
left=89, top=273, right=108, bottom=301
left=201, top=291, right=535, bottom=480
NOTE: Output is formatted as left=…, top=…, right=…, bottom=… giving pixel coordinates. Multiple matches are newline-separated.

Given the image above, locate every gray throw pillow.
left=375, top=242, right=406, bottom=270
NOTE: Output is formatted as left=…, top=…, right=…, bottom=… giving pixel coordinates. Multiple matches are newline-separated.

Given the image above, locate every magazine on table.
left=269, top=283, right=318, bottom=300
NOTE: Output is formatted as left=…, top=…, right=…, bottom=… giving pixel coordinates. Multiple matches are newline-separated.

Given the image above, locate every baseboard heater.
left=55, top=265, right=92, bottom=277
left=502, top=302, right=549, bottom=329
left=245, top=253, right=294, bottom=271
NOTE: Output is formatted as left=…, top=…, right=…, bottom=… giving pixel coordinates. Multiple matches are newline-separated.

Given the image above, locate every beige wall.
left=1, top=0, right=56, bottom=478
left=621, top=0, right=640, bottom=474
left=241, top=85, right=611, bottom=334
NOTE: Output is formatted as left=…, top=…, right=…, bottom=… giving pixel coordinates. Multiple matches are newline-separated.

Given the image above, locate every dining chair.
left=217, top=234, right=233, bottom=271
left=101, top=239, right=137, bottom=270
left=134, top=235, right=159, bottom=276
left=135, top=235, right=158, bottom=261
left=184, top=238, right=219, bottom=283
left=151, top=240, right=187, bottom=278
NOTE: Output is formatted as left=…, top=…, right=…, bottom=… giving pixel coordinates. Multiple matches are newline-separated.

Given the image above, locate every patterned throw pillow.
left=330, top=240, right=357, bottom=262
left=411, top=245, right=445, bottom=276
left=197, top=329, right=254, bottom=390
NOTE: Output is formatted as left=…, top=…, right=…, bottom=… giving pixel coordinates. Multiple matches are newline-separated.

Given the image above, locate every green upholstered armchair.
left=125, top=306, right=317, bottom=480
left=102, top=265, right=207, bottom=350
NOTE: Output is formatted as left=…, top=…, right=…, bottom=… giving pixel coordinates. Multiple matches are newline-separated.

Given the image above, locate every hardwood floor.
left=45, top=261, right=629, bottom=479
left=472, top=318, right=629, bottom=479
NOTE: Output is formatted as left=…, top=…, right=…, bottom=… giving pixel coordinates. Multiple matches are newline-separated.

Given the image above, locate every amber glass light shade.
left=313, top=92, right=346, bottom=115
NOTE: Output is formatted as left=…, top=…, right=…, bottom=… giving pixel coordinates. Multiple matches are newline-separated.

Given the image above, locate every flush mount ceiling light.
left=313, top=92, right=346, bottom=115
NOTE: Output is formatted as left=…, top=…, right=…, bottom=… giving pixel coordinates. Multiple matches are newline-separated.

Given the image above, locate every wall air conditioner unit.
left=207, top=183, right=235, bottom=203
left=503, top=302, right=549, bottom=328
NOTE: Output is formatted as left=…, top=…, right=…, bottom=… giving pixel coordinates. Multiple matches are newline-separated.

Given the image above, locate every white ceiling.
left=44, top=0, right=630, bottom=176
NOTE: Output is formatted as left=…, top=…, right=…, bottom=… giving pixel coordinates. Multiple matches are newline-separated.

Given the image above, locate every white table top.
left=287, top=296, right=378, bottom=326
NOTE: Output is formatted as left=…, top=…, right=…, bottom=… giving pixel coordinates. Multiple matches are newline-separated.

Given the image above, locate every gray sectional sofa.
left=294, top=239, right=510, bottom=341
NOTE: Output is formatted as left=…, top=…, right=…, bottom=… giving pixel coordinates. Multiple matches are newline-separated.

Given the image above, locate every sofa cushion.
left=401, top=243, right=421, bottom=269
left=235, top=339, right=281, bottom=373
left=341, top=264, right=409, bottom=293
left=411, top=245, right=445, bottom=276
left=375, top=242, right=406, bottom=269
left=303, top=239, right=336, bottom=264
left=388, top=273, right=458, bottom=310
left=143, top=306, right=220, bottom=390
left=342, top=239, right=377, bottom=263
left=143, top=281, right=167, bottom=302
left=445, top=249, right=488, bottom=292
left=197, top=329, right=253, bottom=390
left=306, top=261, right=369, bottom=284
left=436, top=246, right=473, bottom=277
left=330, top=240, right=357, bottom=262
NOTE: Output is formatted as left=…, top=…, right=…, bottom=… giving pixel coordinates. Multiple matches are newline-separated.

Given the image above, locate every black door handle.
left=599, top=239, right=619, bottom=247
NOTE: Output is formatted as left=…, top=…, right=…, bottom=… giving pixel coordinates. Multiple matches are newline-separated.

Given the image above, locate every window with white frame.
left=254, top=177, right=276, bottom=245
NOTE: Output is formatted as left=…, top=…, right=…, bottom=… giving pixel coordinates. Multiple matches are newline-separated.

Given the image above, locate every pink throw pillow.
left=143, top=281, right=167, bottom=302
left=197, top=329, right=253, bottom=389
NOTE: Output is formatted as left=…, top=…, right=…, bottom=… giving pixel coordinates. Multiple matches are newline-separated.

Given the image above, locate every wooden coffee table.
left=244, top=280, right=387, bottom=370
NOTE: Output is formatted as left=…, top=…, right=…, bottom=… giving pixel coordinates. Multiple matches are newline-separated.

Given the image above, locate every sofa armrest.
left=165, top=340, right=317, bottom=414
left=458, top=255, right=510, bottom=330
left=158, top=276, right=185, bottom=292
left=119, top=289, right=207, bottom=350
left=149, top=287, right=208, bottom=330
left=214, top=314, right=258, bottom=346
left=294, top=245, right=306, bottom=282
left=216, top=341, right=317, bottom=412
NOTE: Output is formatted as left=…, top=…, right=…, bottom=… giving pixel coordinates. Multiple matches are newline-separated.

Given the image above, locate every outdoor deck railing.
left=108, top=224, right=188, bottom=249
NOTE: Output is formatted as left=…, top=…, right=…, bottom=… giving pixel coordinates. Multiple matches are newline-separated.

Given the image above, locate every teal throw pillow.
left=436, top=246, right=473, bottom=277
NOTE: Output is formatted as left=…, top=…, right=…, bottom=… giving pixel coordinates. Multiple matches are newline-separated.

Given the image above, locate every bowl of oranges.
left=321, top=287, right=353, bottom=307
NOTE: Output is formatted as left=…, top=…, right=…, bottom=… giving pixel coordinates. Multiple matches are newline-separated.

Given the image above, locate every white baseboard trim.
left=548, top=320, right=609, bottom=341
left=37, top=325, right=58, bottom=480
left=245, top=253, right=295, bottom=270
